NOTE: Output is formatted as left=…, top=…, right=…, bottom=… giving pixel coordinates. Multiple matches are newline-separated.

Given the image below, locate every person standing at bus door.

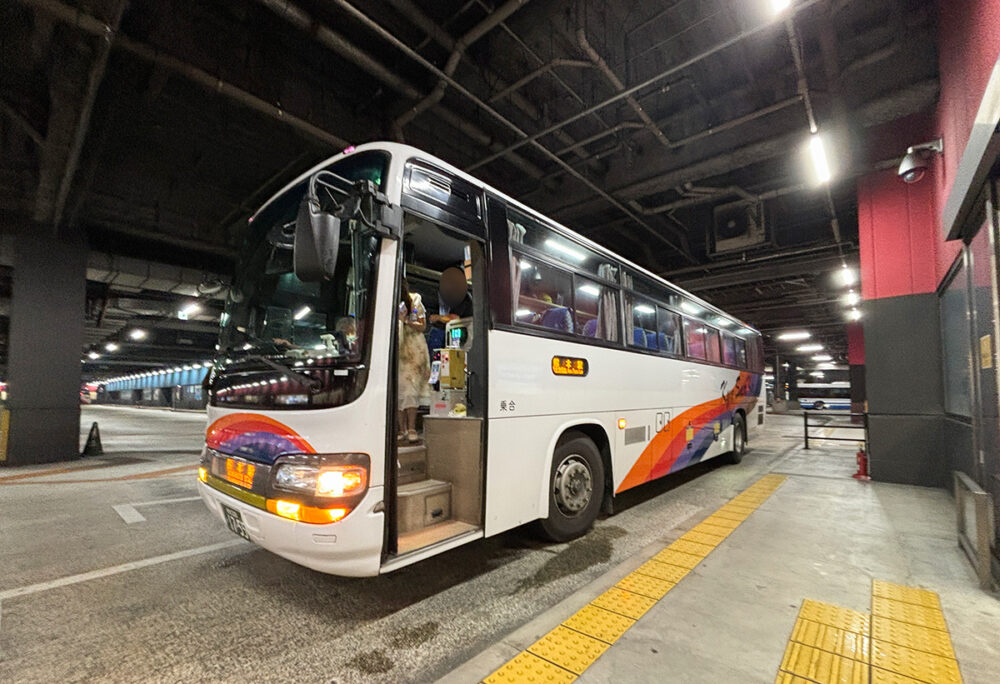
left=398, top=280, right=431, bottom=444
left=430, top=266, right=473, bottom=329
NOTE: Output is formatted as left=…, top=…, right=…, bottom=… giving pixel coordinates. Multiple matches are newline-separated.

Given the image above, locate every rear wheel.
left=724, top=413, right=747, bottom=464
left=536, top=433, right=604, bottom=542
left=813, top=400, right=825, bottom=410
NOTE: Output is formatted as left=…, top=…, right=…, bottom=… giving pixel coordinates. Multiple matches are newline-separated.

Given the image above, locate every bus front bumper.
left=197, top=480, right=385, bottom=577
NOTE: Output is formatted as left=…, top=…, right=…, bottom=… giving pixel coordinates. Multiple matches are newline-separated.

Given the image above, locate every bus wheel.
left=536, top=433, right=605, bottom=542
left=814, top=401, right=825, bottom=410
left=724, top=414, right=747, bottom=464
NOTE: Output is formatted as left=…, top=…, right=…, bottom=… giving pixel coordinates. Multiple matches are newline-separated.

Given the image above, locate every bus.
left=197, top=143, right=765, bottom=577
left=797, top=382, right=851, bottom=411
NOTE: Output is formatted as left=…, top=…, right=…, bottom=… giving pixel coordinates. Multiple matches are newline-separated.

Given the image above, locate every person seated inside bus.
left=428, top=265, right=473, bottom=353
left=335, top=315, right=358, bottom=354
left=397, top=280, right=431, bottom=444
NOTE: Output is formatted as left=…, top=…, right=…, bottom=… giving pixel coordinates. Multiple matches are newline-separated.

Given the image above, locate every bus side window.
left=513, top=256, right=574, bottom=333
left=683, top=318, right=706, bottom=359
left=627, top=295, right=657, bottom=349
left=574, top=276, right=619, bottom=341
left=656, top=307, right=682, bottom=355
left=722, top=333, right=738, bottom=366
left=734, top=336, right=748, bottom=368
left=705, top=327, right=722, bottom=363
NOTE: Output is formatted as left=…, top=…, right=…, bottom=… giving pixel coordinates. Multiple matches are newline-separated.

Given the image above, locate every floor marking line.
left=131, top=495, right=202, bottom=507
left=0, top=464, right=197, bottom=486
left=113, top=504, right=146, bottom=524
left=0, top=540, right=245, bottom=601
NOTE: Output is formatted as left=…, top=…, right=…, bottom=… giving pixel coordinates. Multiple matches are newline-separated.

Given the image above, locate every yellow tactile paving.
left=871, top=581, right=941, bottom=609
left=799, top=600, right=872, bottom=636
left=780, top=641, right=869, bottom=684
left=870, top=667, right=930, bottom=683
left=482, top=474, right=786, bottom=682
left=871, top=640, right=963, bottom=683
left=614, top=571, right=674, bottom=599
left=651, top=548, right=704, bottom=569
left=678, top=530, right=725, bottom=546
left=790, top=617, right=871, bottom=661
left=590, top=587, right=658, bottom=619
left=693, top=520, right=737, bottom=536
left=699, top=514, right=742, bottom=530
left=561, top=605, right=635, bottom=644
left=482, top=650, right=577, bottom=684
left=871, top=617, right=956, bottom=658
left=667, top=538, right=716, bottom=557
left=775, top=672, right=819, bottom=684
left=526, top=625, right=609, bottom=675
left=871, top=597, right=948, bottom=632
left=633, top=558, right=690, bottom=583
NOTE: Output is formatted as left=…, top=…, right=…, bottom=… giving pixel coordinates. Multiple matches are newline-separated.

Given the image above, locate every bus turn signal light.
left=618, top=418, right=627, bottom=430
left=266, top=499, right=348, bottom=524
left=198, top=467, right=208, bottom=482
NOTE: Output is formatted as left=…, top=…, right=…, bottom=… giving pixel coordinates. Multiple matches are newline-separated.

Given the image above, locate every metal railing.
left=803, top=412, right=869, bottom=451
left=953, top=470, right=998, bottom=591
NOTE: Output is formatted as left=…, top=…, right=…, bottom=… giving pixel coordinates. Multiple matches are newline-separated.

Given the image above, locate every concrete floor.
left=0, top=408, right=995, bottom=683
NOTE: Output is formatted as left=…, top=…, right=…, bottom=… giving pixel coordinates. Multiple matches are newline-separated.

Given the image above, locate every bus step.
left=397, top=445, right=427, bottom=485
left=398, top=478, right=452, bottom=534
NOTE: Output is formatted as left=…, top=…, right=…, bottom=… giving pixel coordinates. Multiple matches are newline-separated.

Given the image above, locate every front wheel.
left=813, top=401, right=825, bottom=410
left=724, top=413, right=747, bottom=464
left=535, top=433, right=605, bottom=542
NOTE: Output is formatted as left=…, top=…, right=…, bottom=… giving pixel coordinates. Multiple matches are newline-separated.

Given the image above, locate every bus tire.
left=813, top=400, right=825, bottom=410
left=724, top=413, right=747, bottom=464
left=536, top=433, right=605, bottom=542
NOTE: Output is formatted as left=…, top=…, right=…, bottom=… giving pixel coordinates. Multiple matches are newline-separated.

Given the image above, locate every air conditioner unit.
left=712, top=200, right=768, bottom=254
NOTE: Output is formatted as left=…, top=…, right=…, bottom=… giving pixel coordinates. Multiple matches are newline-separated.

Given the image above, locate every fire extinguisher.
left=852, top=443, right=870, bottom=481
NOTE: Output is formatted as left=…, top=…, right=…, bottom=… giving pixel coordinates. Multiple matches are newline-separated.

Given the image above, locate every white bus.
left=797, top=382, right=851, bottom=411
left=198, top=143, right=765, bottom=577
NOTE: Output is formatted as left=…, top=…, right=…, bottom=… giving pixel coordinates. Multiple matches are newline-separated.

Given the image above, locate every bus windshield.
left=210, top=151, right=389, bottom=410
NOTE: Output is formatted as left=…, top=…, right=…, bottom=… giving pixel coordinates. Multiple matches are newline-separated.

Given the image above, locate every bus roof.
left=253, top=142, right=760, bottom=335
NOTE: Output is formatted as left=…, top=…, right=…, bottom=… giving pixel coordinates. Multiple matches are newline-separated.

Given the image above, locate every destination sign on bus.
left=551, top=356, right=588, bottom=376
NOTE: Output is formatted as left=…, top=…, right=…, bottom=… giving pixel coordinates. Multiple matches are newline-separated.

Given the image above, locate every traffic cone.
left=82, top=422, right=103, bottom=456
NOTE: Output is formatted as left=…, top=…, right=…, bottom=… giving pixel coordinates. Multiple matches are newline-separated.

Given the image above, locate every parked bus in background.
left=197, top=143, right=766, bottom=577
left=798, top=382, right=851, bottom=411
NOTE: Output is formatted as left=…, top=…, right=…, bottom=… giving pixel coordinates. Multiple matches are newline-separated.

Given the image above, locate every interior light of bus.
left=316, top=467, right=367, bottom=497
left=294, top=305, right=312, bottom=321
left=618, top=418, right=627, bottom=430
left=544, top=239, right=586, bottom=261
left=515, top=309, right=533, bottom=317
left=634, top=304, right=655, bottom=315
left=578, top=284, right=600, bottom=297
left=681, top=301, right=702, bottom=315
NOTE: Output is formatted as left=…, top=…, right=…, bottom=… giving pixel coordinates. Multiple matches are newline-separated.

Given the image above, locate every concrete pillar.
left=3, top=231, right=87, bottom=465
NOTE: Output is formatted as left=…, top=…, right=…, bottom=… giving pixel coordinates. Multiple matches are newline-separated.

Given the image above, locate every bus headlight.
left=269, top=453, right=370, bottom=500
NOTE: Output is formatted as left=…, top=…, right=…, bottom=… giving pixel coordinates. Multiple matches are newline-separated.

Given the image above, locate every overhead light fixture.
left=578, top=284, right=600, bottom=297
left=87, top=351, right=101, bottom=360
left=771, top=0, right=792, bottom=14
left=812, top=354, right=833, bottom=361
left=680, top=301, right=702, bottom=315
left=777, top=331, right=811, bottom=341
left=515, top=308, right=533, bottom=317
left=293, top=305, right=312, bottom=321
left=104, top=342, right=119, bottom=352
left=839, top=264, right=857, bottom=287
left=810, top=371, right=825, bottom=378
left=796, top=343, right=824, bottom=352
left=845, top=290, right=860, bottom=306
left=848, top=308, right=862, bottom=321
left=545, top=239, right=586, bottom=261
left=178, top=302, right=201, bottom=320
left=714, top=317, right=733, bottom=328
left=128, top=329, right=147, bottom=341
left=635, top=304, right=656, bottom=315
left=809, top=133, right=832, bottom=184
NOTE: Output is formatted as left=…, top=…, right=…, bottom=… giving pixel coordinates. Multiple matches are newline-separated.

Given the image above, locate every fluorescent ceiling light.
left=812, top=354, right=833, bottom=361
left=515, top=309, right=533, bottom=317
left=777, top=330, right=810, bottom=341
left=293, top=305, right=312, bottom=321
left=715, top=317, right=733, bottom=327
left=179, top=302, right=200, bottom=316
left=635, top=304, right=655, bottom=314
left=796, top=343, right=824, bottom=352
left=87, top=351, right=101, bottom=360
left=840, top=265, right=857, bottom=286
left=771, top=0, right=792, bottom=14
left=809, top=133, right=832, bottom=184
left=845, top=291, right=860, bottom=306
left=545, top=239, right=585, bottom=261
left=104, top=342, right=119, bottom=352
left=848, top=308, right=862, bottom=321
left=810, top=371, right=825, bottom=378
left=128, top=329, right=147, bottom=341
left=680, top=301, right=701, bottom=315
left=519, top=260, right=532, bottom=270
left=578, top=285, right=600, bottom=297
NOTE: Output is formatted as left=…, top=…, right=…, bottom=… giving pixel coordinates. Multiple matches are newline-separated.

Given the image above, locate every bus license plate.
left=222, top=504, right=251, bottom=541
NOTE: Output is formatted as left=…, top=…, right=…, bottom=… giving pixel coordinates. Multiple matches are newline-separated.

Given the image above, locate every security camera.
left=898, top=138, right=943, bottom=184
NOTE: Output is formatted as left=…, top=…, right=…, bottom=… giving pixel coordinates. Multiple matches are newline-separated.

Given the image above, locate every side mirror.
left=294, top=181, right=342, bottom=282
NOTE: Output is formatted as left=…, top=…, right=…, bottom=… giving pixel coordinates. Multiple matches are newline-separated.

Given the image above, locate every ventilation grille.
left=624, top=426, right=647, bottom=445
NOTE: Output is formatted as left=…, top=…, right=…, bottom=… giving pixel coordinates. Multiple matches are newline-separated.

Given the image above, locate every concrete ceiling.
left=0, top=0, right=939, bottom=375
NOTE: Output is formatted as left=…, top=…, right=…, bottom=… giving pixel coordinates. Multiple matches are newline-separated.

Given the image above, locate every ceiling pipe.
left=327, top=0, right=698, bottom=263
left=576, top=27, right=674, bottom=151
left=465, top=0, right=825, bottom=173
left=255, top=0, right=544, bottom=180
left=489, top=59, right=594, bottom=103
left=554, top=121, right=645, bottom=156
left=392, top=0, right=532, bottom=134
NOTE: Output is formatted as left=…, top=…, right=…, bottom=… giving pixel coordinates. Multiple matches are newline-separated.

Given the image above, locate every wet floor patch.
left=391, top=620, right=440, bottom=649
left=346, top=648, right=394, bottom=675
left=514, top=525, right=628, bottom=593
